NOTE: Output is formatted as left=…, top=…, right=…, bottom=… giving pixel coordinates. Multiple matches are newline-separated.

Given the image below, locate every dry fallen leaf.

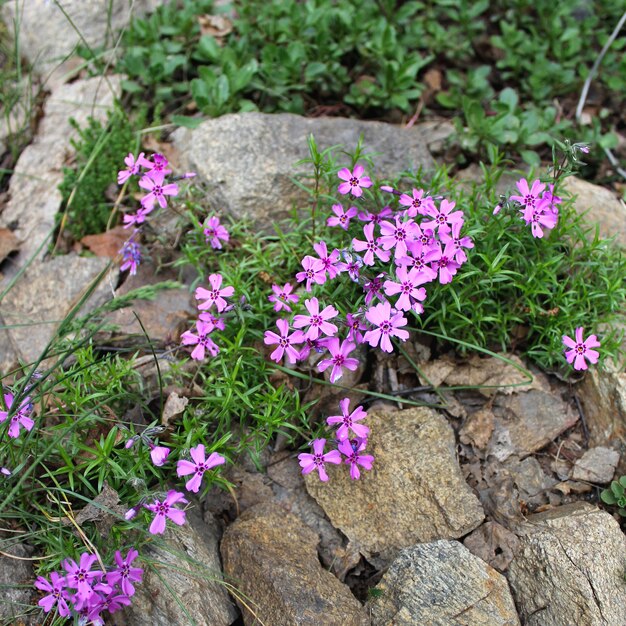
left=162, top=391, right=189, bottom=425
left=0, top=227, right=20, bottom=264
left=81, top=226, right=129, bottom=258
left=198, top=14, right=233, bottom=41
left=62, top=482, right=125, bottom=537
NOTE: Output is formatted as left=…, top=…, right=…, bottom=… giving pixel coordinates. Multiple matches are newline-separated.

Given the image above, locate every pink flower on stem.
left=439, top=221, right=474, bottom=264
left=398, top=187, right=435, bottom=217
left=345, top=313, right=367, bottom=344
left=0, top=393, right=34, bottom=439
left=34, top=572, right=71, bottom=617
left=177, top=444, right=226, bottom=493
left=363, top=274, right=386, bottom=306
left=268, top=282, right=299, bottom=312
left=117, top=152, right=144, bottom=185
left=358, top=206, right=393, bottom=224
left=312, top=241, right=341, bottom=279
left=399, top=240, right=439, bottom=282
left=145, top=490, right=188, bottom=534
left=326, top=398, right=369, bottom=441
left=352, top=222, right=391, bottom=266
left=87, top=591, right=131, bottom=622
left=337, top=165, right=372, bottom=198
left=317, top=338, right=359, bottom=383
left=203, top=216, right=229, bottom=249
left=421, top=199, right=464, bottom=232
left=363, top=301, right=409, bottom=353
left=149, top=445, right=171, bottom=467
left=298, top=337, right=324, bottom=361
left=520, top=199, right=558, bottom=238
left=383, top=266, right=428, bottom=313
left=296, top=255, right=327, bottom=291
left=106, top=549, right=143, bottom=597
left=123, top=208, right=149, bottom=228
left=293, top=297, right=339, bottom=340
left=264, top=319, right=305, bottom=363
left=336, top=252, right=363, bottom=282
left=338, top=437, right=374, bottom=480
left=138, top=171, right=179, bottom=211
left=181, top=320, right=220, bottom=360
left=138, top=153, right=172, bottom=177
left=327, top=204, right=358, bottom=230
left=430, top=242, right=460, bottom=284
left=562, top=327, right=600, bottom=371
left=195, top=274, right=235, bottom=312
left=198, top=312, right=225, bottom=329
left=378, top=217, right=419, bottom=260
left=63, top=553, right=103, bottom=601
left=509, top=178, right=546, bottom=209
left=298, top=438, right=342, bottom=482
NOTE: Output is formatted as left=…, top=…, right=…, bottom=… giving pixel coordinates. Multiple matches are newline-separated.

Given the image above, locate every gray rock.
left=368, top=540, right=520, bottom=626
left=0, top=254, right=117, bottom=364
left=0, top=76, right=120, bottom=273
left=508, top=502, right=626, bottom=626
left=220, top=501, right=366, bottom=626
left=122, top=507, right=237, bottom=626
left=305, top=406, right=484, bottom=566
left=572, top=446, right=620, bottom=484
left=487, top=389, right=578, bottom=461
left=172, top=113, right=452, bottom=229
left=562, top=176, right=626, bottom=248
left=0, top=542, right=36, bottom=625
left=1, top=1, right=159, bottom=89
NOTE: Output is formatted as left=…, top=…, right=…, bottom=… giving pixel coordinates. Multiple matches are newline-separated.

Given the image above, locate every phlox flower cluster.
left=263, top=165, right=473, bottom=386
left=34, top=549, right=142, bottom=624
left=494, top=177, right=561, bottom=238
left=298, top=398, right=374, bottom=481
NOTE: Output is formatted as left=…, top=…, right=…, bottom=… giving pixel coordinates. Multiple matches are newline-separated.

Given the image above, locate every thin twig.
left=572, top=393, right=589, bottom=447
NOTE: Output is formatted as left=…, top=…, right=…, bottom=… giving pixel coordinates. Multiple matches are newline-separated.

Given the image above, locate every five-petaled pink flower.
left=520, top=199, right=558, bottom=238
left=296, top=255, right=327, bottom=291
left=138, top=171, right=179, bottom=212
left=268, top=282, right=299, bottom=312
left=363, top=301, right=409, bottom=353
left=327, top=204, right=358, bottom=230
left=195, top=274, right=235, bottom=312
left=117, top=152, right=144, bottom=185
left=264, top=319, right=305, bottom=363
left=0, top=392, right=34, bottom=439
left=317, top=338, right=359, bottom=383
left=293, top=297, right=339, bottom=340
left=338, top=437, right=374, bottom=480
left=421, top=199, right=464, bottom=233
left=326, top=398, right=369, bottom=441
left=383, top=266, right=429, bottom=313
left=352, top=222, right=391, bottom=266
left=345, top=313, right=367, bottom=344
left=181, top=320, right=220, bottom=359
left=439, top=221, right=474, bottom=263
left=62, top=553, right=103, bottom=600
left=177, top=444, right=226, bottom=493
left=106, top=549, right=143, bottom=597
left=34, top=572, right=71, bottom=617
left=399, top=187, right=435, bottom=217
left=203, top=216, right=230, bottom=249
left=145, top=490, right=188, bottom=534
left=313, top=241, right=341, bottom=279
left=509, top=178, right=546, bottom=209
left=562, top=327, right=600, bottom=371
left=298, top=438, right=342, bottom=482
left=337, top=165, right=372, bottom=198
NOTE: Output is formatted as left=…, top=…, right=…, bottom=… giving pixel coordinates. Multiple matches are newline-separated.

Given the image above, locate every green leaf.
left=499, top=88, right=518, bottom=111
left=171, top=115, right=206, bottom=129
left=601, top=489, right=617, bottom=505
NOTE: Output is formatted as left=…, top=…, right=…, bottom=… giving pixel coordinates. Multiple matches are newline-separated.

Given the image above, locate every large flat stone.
left=172, top=113, right=451, bottom=229
left=305, top=405, right=484, bottom=565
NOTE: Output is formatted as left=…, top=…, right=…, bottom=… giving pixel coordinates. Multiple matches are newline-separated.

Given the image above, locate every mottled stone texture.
left=305, top=406, right=484, bottom=565
left=369, top=541, right=520, bottom=626
left=221, top=501, right=366, bottom=626
left=508, top=503, right=626, bottom=626
left=173, top=112, right=452, bottom=229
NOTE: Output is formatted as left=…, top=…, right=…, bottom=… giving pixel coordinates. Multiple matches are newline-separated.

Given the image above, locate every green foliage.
left=601, top=476, right=626, bottom=516
left=58, top=108, right=139, bottom=241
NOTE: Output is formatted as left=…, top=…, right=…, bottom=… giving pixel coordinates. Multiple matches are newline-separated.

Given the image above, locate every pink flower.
left=520, top=199, right=558, bottom=238
left=34, top=572, right=71, bottom=617
left=358, top=206, right=393, bottom=224
left=313, top=241, right=341, bottom=279
left=352, top=222, right=391, bottom=266
left=399, top=187, right=435, bottom=217
left=327, top=204, right=358, bottom=230
left=203, top=216, right=229, bottom=249
left=363, top=301, right=409, bottom=353
left=63, top=553, right=103, bottom=600
left=106, top=549, right=143, bottom=597
left=197, top=312, right=225, bottom=329
left=181, top=320, right=220, bottom=359
left=363, top=273, right=386, bottom=306
left=293, top=297, right=339, bottom=340
left=0, top=392, right=34, bottom=439
left=439, top=221, right=474, bottom=263
left=195, top=274, right=235, bottom=312
left=145, top=490, right=188, bottom=534
left=119, top=239, right=141, bottom=275
left=378, top=216, right=419, bottom=260
left=345, top=313, right=367, bottom=344
left=326, top=398, right=369, bottom=441
left=138, top=171, right=179, bottom=211
left=562, top=327, right=600, bottom=371
left=268, top=282, right=299, bottom=312
left=264, top=319, right=305, bottom=363
left=430, top=242, right=460, bottom=284
left=338, top=437, right=374, bottom=480
left=296, top=255, right=327, bottom=291
left=509, top=178, right=546, bottom=209
left=149, top=445, right=171, bottom=467
left=123, top=208, right=149, bottom=228
left=421, top=199, right=464, bottom=233
left=336, top=252, right=363, bottom=282
left=177, top=444, right=226, bottom=493
left=137, top=153, right=172, bottom=177
left=298, top=438, right=342, bottom=482
left=383, top=266, right=428, bottom=313
left=317, top=338, right=359, bottom=383
left=117, top=152, right=144, bottom=185
left=337, top=165, right=372, bottom=198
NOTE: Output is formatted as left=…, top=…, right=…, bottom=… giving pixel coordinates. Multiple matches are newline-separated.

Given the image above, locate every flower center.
left=380, top=321, right=391, bottom=334
left=349, top=177, right=359, bottom=187
left=576, top=344, right=586, bottom=354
